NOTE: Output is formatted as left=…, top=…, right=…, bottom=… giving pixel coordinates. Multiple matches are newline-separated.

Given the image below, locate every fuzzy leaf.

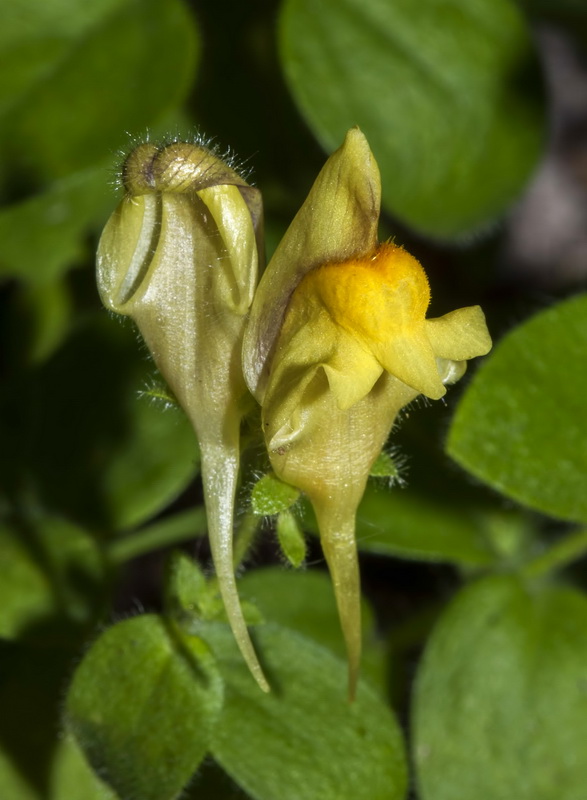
left=447, top=295, right=587, bottom=523
left=413, top=575, right=587, bottom=800
left=206, top=623, right=407, bottom=800
left=66, top=615, right=223, bottom=800
left=240, top=567, right=387, bottom=692
left=370, top=451, right=401, bottom=479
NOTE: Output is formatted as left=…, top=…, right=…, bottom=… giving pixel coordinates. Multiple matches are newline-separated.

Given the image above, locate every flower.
left=243, top=128, right=491, bottom=698
left=97, top=139, right=269, bottom=692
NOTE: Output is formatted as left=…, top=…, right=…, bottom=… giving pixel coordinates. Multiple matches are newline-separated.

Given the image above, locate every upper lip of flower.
left=242, top=127, right=382, bottom=402
left=242, top=127, right=492, bottom=413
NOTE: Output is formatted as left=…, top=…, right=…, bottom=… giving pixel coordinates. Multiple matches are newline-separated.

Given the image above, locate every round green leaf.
left=280, top=0, right=545, bottom=238
left=206, top=623, right=407, bottom=800
left=355, top=485, right=496, bottom=565
left=0, top=0, right=198, bottom=284
left=240, top=566, right=386, bottom=691
left=447, top=295, right=587, bottom=523
left=66, top=615, right=223, bottom=800
left=50, top=736, right=118, bottom=800
left=0, top=0, right=199, bottom=186
left=413, top=575, right=587, bottom=800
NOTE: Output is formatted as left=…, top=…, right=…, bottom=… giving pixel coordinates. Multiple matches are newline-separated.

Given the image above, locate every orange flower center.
left=299, top=242, right=430, bottom=344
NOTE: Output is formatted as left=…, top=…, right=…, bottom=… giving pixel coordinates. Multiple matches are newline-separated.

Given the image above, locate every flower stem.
left=522, top=527, right=587, bottom=580
left=107, top=508, right=208, bottom=564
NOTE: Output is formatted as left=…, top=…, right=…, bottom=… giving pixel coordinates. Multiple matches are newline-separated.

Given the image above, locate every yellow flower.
left=97, top=140, right=269, bottom=692
left=243, top=128, right=491, bottom=698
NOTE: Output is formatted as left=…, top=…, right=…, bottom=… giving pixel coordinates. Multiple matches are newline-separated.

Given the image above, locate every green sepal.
left=276, top=510, right=307, bottom=567
left=251, top=472, right=301, bottom=516
left=369, top=450, right=402, bottom=480
left=165, top=552, right=264, bottom=629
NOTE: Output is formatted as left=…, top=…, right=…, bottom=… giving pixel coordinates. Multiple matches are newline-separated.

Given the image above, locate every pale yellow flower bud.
left=97, top=140, right=269, bottom=692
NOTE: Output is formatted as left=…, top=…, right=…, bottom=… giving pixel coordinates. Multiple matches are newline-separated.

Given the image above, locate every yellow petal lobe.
left=305, top=242, right=430, bottom=344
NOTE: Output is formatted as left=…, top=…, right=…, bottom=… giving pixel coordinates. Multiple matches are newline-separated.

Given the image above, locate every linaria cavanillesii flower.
left=243, top=128, right=492, bottom=698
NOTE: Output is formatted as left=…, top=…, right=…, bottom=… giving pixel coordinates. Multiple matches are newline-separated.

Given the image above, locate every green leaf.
left=50, top=736, right=118, bottom=800
left=357, top=487, right=495, bottom=566
left=205, top=623, right=407, bottom=800
left=0, top=522, right=55, bottom=640
left=0, top=0, right=199, bottom=284
left=66, top=614, right=223, bottom=800
left=276, top=509, right=306, bottom=567
left=0, top=516, right=104, bottom=639
left=166, top=550, right=209, bottom=613
left=239, top=566, right=387, bottom=691
left=250, top=472, right=300, bottom=515
left=0, top=165, right=113, bottom=285
left=302, top=484, right=496, bottom=566
left=0, top=751, right=37, bottom=800
left=0, top=0, right=199, bottom=187
left=8, top=278, right=73, bottom=365
left=9, top=314, right=200, bottom=532
left=279, top=0, right=545, bottom=238
left=413, top=575, right=587, bottom=800
left=447, top=294, right=587, bottom=523
left=165, top=551, right=264, bottom=627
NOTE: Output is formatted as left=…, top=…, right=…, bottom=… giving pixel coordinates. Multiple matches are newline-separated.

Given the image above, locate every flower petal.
left=323, top=330, right=383, bottom=410
left=372, top=328, right=447, bottom=400
left=198, top=185, right=259, bottom=314
left=425, top=306, right=492, bottom=361
left=243, top=127, right=381, bottom=401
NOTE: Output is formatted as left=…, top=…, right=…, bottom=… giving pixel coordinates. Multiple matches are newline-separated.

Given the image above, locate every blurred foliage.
left=448, top=294, right=587, bottom=522
left=280, top=0, right=546, bottom=239
left=1, top=0, right=587, bottom=798
left=413, top=575, right=587, bottom=800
